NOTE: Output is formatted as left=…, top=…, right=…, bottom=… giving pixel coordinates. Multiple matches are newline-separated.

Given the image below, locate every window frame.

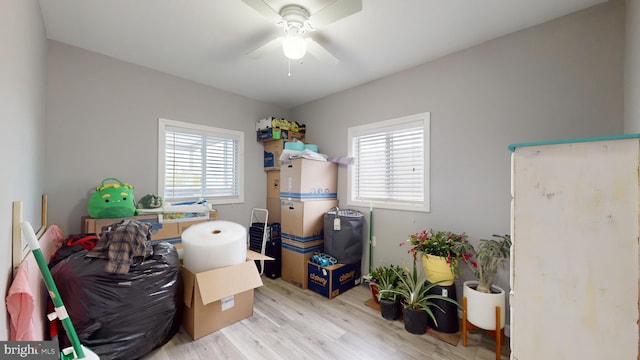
left=158, top=118, right=244, bottom=205
left=347, top=112, right=430, bottom=212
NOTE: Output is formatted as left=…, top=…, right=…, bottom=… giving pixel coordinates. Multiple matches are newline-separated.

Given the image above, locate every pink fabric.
left=7, top=256, right=38, bottom=340
left=39, top=225, right=64, bottom=262
left=6, top=225, right=65, bottom=341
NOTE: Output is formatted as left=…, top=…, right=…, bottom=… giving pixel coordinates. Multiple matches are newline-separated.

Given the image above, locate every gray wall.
left=45, top=41, right=289, bottom=233
left=626, top=0, right=640, bottom=133
left=0, top=0, right=47, bottom=339
left=292, top=0, right=624, bottom=312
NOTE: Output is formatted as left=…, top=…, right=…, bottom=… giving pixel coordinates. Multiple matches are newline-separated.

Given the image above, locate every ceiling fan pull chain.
left=288, top=58, right=292, bottom=77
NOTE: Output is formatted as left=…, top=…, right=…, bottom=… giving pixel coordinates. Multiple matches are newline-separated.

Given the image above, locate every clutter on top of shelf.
left=256, top=117, right=306, bottom=142
left=256, top=116, right=306, bottom=132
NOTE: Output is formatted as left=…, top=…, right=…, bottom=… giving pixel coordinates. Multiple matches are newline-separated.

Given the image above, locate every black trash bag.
left=50, top=242, right=182, bottom=360
left=49, top=233, right=100, bottom=268
left=323, top=208, right=365, bottom=265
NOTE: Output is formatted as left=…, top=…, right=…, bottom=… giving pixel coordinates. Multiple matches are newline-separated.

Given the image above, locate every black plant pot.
left=402, top=307, right=428, bottom=335
left=379, top=298, right=400, bottom=320
left=426, top=282, right=459, bottom=333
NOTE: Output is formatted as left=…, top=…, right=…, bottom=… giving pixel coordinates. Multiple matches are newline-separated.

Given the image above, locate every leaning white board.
left=510, top=135, right=639, bottom=360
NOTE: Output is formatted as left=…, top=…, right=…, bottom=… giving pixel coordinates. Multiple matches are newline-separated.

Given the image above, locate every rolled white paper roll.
left=181, top=220, right=247, bottom=273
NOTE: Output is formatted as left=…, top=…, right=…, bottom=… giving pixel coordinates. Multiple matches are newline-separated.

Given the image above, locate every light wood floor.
left=142, top=277, right=510, bottom=360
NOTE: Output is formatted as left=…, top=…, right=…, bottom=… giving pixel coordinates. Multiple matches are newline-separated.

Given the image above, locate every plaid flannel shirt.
left=86, top=220, right=153, bottom=274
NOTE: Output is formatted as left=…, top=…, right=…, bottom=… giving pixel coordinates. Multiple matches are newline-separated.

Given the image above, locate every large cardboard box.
left=266, top=197, right=281, bottom=224
left=307, top=262, right=362, bottom=299
left=280, top=159, right=337, bottom=200
left=281, top=238, right=324, bottom=289
left=82, top=211, right=218, bottom=247
left=263, top=139, right=309, bottom=170
left=267, top=170, right=280, bottom=198
left=182, top=250, right=272, bottom=340
left=266, top=170, right=281, bottom=223
left=263, top=140, right=285, bottom=170
left=281, top=199, right=338, bottom=242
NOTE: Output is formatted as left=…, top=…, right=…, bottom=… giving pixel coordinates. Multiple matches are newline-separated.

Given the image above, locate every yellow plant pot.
left=421, top=254, right=456, bottom=286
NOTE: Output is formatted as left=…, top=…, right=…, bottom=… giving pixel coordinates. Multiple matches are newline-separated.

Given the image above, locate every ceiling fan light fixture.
left=282, top=25, right=306, bottom=60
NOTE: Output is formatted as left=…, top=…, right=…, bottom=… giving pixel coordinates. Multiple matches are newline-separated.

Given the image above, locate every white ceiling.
left=37, top=0, right=606, bottom=109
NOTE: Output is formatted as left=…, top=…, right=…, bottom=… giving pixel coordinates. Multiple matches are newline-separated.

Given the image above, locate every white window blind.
left=348, top=112, right=429, bottom=212
left=158, top=119, right=244, bottom=204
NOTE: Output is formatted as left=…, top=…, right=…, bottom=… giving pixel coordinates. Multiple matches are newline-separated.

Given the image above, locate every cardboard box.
left=266, top=197, right=281, bottom=224
left=281, top=199, right=338, bottom=242
left=82, top=211, right=218, bottom=247
left=281, top=239, right=324, bottom=289
left=257, top=128, right=305, bottom=142
left=307, top=262, right=362, bottom=299
left=263, top=140, right=285, bottom=170
left=182, top=250, right=272, bottom=340
left=280, top=159, right=338, bottom=200
left=263, top=140, right=310, bottom=170
left=267, top=170, right=280, bottom=198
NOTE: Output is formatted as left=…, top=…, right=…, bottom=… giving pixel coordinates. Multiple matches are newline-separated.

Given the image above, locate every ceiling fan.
left=242, top=0, right=363, bottom=65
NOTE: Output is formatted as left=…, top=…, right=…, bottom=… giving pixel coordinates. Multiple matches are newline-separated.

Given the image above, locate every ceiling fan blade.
left=247, top=37, right=283, bottom=59
left=241, top=0, right=281, bottom=22
left=306, top=38, right=339, bottom=65
left=308, top=0, right=362, bottom=29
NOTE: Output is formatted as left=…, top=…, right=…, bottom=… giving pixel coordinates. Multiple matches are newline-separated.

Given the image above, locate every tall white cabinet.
left=510, top=135, right=639, bottom=360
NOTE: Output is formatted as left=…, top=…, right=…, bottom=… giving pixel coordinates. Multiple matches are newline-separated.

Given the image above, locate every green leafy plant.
left=379, top=261, right=460, bottom=325
left=402, top=229, right=474, bottom=276
left=366, top=264, right=402, bottom=284
left=364, top=267, right=382, bottom=284
left=373, top=265, right=406, bottom=301
left=463, top=234, right=511, bottom=293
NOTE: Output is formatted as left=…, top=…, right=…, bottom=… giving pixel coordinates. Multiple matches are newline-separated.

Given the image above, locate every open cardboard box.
left=181, top=250, right=273, bottom=340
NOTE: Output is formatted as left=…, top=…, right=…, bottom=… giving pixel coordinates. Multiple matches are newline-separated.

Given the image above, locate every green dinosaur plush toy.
left=137, top=194, right=163, bottom=209
left=87, top=178, right=136, bottom=219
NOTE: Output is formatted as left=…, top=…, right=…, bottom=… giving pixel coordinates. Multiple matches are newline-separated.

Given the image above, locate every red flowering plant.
left=401, top=229, right=475, bottom=277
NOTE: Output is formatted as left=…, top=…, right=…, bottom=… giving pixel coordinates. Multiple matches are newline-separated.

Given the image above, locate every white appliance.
left=510, top=135, right=640, bottom=360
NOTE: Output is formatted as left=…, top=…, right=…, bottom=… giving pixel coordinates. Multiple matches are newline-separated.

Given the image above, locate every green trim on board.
left=508, top=134, right=640, bottom=152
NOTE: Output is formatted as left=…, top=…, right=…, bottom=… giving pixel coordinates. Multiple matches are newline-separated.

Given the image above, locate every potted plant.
left=379, top=261, right=460, bottom=335
left=403, top=229, right=474, bottom=286
left=364, top=266, right=385, bottom=304
left=461, top=234, right=511, bottom=331
left=375, top=265, right=405, bottom=320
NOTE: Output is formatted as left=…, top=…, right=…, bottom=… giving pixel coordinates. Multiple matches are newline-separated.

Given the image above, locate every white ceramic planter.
left=463, top=280, right=506, bottom=330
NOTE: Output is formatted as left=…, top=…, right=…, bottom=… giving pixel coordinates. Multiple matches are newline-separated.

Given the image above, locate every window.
left=158, top=118, right=244, bottom=205
left=347, top=112, right=429, bottom=212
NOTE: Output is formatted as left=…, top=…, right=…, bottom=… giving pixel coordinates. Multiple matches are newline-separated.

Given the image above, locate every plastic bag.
left=51, top=242, right=182, bottom=360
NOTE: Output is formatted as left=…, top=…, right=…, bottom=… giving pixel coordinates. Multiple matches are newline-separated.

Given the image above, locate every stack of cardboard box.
left=261, top=121, right=306, bottom=223
left=258, top=117, right=307, bottom=283
left=279, top=158, right=338, bottom=289
left=258, top=117, right=338, bottom=289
